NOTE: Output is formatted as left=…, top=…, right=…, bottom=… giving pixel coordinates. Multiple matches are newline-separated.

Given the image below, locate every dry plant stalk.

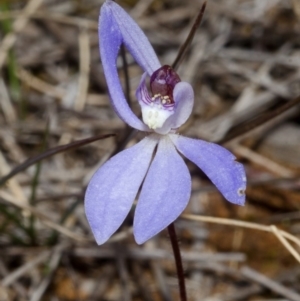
left=182, top=214, right=300, bottom=264
left=0, top=0, right=44, bottom=70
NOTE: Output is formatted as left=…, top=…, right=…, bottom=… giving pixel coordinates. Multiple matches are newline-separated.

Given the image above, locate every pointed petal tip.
left=240, top=198, right=246, bottom=206
left=133, top=224, right=166, bottom=245
left=133, top=137, right=191, bottom=244
left=93, top=232, right=109, bottom=245
left=85, top=137, right=158, bottom=246
left=171, top=135, right=247, bottom=207
left=228, top=193, right=246, bottom=206
left=236, top=190, right=246, bottom=206
left=222, top=160, right=246, bottom=206
left=133, top=233, right=146, bottom=245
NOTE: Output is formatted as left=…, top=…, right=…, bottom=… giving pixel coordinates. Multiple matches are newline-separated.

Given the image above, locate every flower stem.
left=167, top=223, right=187, bottom=301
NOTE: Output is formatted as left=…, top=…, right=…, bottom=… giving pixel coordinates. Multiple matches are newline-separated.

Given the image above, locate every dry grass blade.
left=219, top=95, right=300, bottom=144
left=270, top=225, right=300, bottom=264
left=241, top=267, right=300, bottom=301
left=233, top=144, right=294, bottom=177
left=74, top=27, right=90, bottom=111
left=29, top=245, right=64, bottom=301
left=182, top=214, right=300, bottom=263
left=0, top=190, right=89, bottom=242
left=2, top=251, right=50, bottom=286
left=0, top=78, right=17, bottom=123
left=0, top=11, right=98, bottom=29
left=0, top=133, right=115, bottom=186
left=17, top=68, right=65, bottom=99
left=0, top=0, right=44, bottom=70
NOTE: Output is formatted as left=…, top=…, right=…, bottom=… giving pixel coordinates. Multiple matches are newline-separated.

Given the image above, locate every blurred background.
left=0, top=0, right=300, bottom=300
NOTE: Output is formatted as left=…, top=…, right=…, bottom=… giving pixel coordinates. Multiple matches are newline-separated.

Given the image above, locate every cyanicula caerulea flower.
left=85, top=0, right=246, bottom=245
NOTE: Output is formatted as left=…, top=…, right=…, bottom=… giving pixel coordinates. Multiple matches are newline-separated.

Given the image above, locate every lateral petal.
left=156, top=82, right=194, bottom=134
left=85, top=136, right=158, bottom=245
left=171, top=135, right=246, bottom=205
left=134, top=136, right=191, bottom=244
left=99, top=2, right=148, bottom=130
left=171, top=82, right=194, bottom=129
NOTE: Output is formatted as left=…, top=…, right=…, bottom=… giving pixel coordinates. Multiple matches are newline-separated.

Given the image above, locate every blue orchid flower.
left=85, top=0, right=246, bottom=245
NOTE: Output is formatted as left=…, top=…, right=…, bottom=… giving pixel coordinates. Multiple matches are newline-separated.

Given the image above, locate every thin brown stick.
left=167, top=223, right=187, bottom=301
left=0, top=133, right=115, bottom=186
left=172, top=2, right=207, bottom=70
left=219, top=95, right=300, bottom=144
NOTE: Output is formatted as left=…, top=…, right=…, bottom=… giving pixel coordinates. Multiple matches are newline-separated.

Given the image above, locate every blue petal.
left=85, top=136, right=158, bottom=245
left=171, top=82, right=194, bottom=129
left=99, top=2, right=148, bottom=131
left=171, top=135, right=246, bottom=205
left=134, top=136, right=191, bottom=244
left=105, top=1, right=161, bottom=75
left=156, top=82, right=194, bottom=134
